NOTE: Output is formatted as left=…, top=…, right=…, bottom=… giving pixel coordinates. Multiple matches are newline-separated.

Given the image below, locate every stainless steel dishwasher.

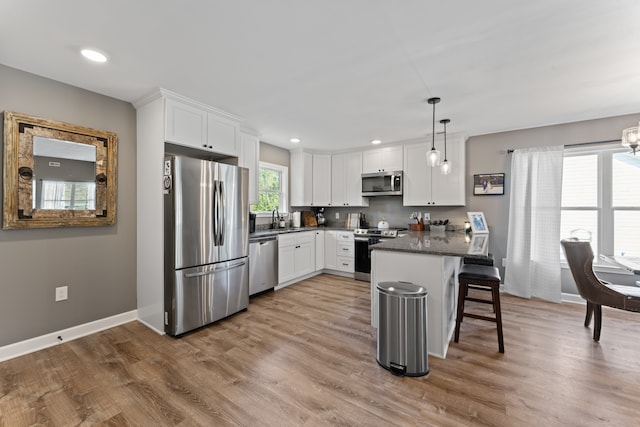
left=249, top=236, right=278, bottom=296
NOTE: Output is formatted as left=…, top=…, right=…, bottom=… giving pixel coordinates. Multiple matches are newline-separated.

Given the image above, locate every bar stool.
left=463, top=253, right=495, bottom=266
left=454, top=264, right=504, bottom=353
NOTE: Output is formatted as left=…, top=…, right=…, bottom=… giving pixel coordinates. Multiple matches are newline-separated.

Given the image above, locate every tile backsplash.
left=291, top=196, right=469, bottom=230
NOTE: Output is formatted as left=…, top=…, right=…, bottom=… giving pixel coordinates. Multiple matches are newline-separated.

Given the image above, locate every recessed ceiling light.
left=81, top=48, right=108, bottom=63
left=371, top=139, right=382, bottom=145
left=290, top=138, right=301, bottom=143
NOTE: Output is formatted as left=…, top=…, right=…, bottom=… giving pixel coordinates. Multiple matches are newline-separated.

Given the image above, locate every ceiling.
left=1, top=1, right=640, bottom=152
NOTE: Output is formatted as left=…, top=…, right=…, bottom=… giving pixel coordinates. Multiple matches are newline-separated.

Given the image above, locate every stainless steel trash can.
left=376, top=281, right=429, bottom=376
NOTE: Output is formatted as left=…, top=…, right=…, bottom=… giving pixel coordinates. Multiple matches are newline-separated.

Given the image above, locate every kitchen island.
left=371, top=230, right=490, bottom=359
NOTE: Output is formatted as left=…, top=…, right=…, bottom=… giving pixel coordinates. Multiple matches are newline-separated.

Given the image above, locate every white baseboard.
left=562, top=292, right=585, bottom=304
left=275, top=271, right=322, bottom=291
left=0, top=310, right=138, bottom=362
left=136, top=316, right=166, bottom=336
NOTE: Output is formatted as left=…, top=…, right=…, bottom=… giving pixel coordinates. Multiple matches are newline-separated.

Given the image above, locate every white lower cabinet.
left=315, top=230, right=325, bottom=270
left=324, top=230, right=354, bottom=273
left=335, top=231, right=354, bottom=273
left=324, top=231, right=337, bottom=270
left=278, top=231, right=316, bottom=284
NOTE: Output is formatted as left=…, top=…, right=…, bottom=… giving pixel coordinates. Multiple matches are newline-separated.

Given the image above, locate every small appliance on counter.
left=316, top=208, right=326, bottom=226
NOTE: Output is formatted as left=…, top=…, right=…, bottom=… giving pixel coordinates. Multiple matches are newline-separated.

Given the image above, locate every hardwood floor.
left=2, top=274, right=640, bottom=426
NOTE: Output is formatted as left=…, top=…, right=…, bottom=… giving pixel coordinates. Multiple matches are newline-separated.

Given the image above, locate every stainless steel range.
left=354, top=228, right=404, bottom=282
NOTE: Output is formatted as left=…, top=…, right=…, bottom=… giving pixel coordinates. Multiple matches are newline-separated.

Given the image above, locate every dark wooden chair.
left=454, top=263, right=504, bottom=353
left=561, top=239, right=640, bottom=342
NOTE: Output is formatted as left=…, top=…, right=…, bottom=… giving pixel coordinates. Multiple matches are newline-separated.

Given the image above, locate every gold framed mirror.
left=3, top=111, right=117, bottom=229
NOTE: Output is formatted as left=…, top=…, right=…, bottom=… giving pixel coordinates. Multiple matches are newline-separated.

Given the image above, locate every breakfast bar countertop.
left=371, top=230, right=490, bottom=260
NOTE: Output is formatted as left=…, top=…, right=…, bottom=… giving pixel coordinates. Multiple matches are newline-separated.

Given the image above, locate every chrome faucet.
left=272, top=209, right=279, bottom=229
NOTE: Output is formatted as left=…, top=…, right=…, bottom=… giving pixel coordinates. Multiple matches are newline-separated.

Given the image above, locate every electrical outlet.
left=424, top=212, right=430, bottom=223
left=502, top=258, right=507, bottom=267
left=55, top=286, right=68, bottom=302
left=335, top=212, right=340, bottom=219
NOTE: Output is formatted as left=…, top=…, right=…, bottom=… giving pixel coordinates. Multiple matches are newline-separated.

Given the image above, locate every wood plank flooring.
left=2, top=273, right=640, bottom=426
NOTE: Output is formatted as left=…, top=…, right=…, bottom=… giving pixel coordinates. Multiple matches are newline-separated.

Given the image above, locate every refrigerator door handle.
left=184, top=260, right=247, bottom=278
left=219, top=180, right=225, bottom=246
left=213, top=180, right=222, bottom=246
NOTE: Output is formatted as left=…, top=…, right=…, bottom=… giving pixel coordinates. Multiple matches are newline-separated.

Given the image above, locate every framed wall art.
left=473, top=173, right=504, bottom=195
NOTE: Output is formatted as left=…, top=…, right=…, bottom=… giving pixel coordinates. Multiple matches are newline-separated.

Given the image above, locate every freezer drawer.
left=167, top=257, right=249, bottom=336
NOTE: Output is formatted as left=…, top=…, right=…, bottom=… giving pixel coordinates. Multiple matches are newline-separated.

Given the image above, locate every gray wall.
left=466, top=113, right=640, bottom=291
left=0, top=64, right=137, bottom=346
left=260, top=141, right=290, bottom=168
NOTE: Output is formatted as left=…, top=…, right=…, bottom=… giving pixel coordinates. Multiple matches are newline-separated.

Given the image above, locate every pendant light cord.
left=441, top=119, right=450, bottom=160
left=432, top=102, right=436, bottom=150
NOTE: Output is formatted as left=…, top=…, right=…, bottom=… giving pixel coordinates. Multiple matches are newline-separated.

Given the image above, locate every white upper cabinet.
left=165, top=98, right=207, bottom=148
left=165, top=96, right=239, bottom=156
left=290, top=150, right=313, bottom=206
left=290, top=150, right=332, bottom=207
left=362, top=146, right=403, bottom=173
left=331, top=152, right=369, bottom=206
left=403, top=135, right=466, bottom=206
left=312, top=154, right=332, bottom=206
left=207, top=113, right=238, bottom=157
left=239, top=132, right=260, bottom=205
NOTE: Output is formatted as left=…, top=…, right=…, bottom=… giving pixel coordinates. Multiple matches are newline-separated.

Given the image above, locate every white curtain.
left=504, top=146, right=564, bottom=302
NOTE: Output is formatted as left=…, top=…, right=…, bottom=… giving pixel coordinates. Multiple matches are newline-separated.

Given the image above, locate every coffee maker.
left=316, top=208, right=326, bottom=226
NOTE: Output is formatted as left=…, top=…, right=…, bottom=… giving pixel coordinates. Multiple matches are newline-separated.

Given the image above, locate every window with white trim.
left=251, top=161, right=288, bottom=214
left=561, top=144, right=640, bottom=261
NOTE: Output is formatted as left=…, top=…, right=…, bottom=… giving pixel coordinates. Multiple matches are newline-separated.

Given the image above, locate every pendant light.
left=621, top=125, right=639, bottom=155
left=427, top=97, right=441, bottom=167
left=440, top=119, right=451, bottom=175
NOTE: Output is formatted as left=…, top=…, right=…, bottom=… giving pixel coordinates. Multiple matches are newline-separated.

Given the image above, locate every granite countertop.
left=372, top=230, right=490, bottom=260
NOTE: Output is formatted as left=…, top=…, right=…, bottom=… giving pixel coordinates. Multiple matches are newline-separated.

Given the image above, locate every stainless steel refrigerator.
left=164, top=155, right=249, bottom=336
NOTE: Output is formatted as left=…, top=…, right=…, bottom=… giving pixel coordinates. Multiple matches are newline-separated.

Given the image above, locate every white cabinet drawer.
left=336, top=256, right=354, bottom=272
left=295, top=231, right=316, bottom=245
left=337, top=242, right=353, bottom=257
left=278, top=233, right=297, bottom=247
left=336, top=232, right=354, bottom=242
left=279, top=231, right=315, bottom=248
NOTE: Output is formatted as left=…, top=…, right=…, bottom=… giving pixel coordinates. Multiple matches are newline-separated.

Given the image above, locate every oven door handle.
left=354, top=237, right=370, bottom=242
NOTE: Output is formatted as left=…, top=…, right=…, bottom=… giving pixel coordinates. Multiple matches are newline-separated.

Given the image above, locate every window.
left=561, top=145, right=640, bottom=261
left=251, top=161, right=288, bottom=214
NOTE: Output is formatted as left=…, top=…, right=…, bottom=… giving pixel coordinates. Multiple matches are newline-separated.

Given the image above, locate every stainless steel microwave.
left=361, top=171, right=403, bottom=196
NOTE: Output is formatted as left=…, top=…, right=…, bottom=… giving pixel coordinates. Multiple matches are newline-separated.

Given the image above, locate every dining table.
left=600, top=255, right=640, bottom=275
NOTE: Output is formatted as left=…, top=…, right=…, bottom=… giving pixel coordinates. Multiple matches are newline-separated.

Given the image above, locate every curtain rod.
left=507, top=138, right=621, bottom=153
